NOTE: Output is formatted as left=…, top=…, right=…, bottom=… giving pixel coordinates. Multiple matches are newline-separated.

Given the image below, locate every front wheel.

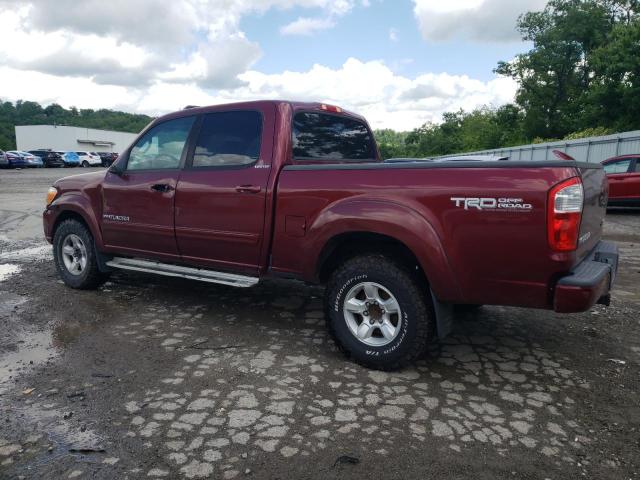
left=324, top=255, right=435, bottom=370
left=82, top=160, right=89, bottom=167
left=53, top=219, right=109, bottom=289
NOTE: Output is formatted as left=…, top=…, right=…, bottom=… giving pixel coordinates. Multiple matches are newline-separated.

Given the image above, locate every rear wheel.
left=82, top=160, right=89, bottom=167
left=53, top=219, right=109, bottom=289
left=324, top=255, right=435, bottom=370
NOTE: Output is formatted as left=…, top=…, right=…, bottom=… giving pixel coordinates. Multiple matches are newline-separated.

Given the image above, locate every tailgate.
left=576, top=164, right=608, bottom=262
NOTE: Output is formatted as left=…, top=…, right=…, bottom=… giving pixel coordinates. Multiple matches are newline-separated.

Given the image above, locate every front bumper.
left=553, top=241, right=619, bottom=313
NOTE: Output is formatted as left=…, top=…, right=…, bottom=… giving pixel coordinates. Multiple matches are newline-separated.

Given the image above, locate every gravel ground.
left=0, top=168, right=638, bottom=480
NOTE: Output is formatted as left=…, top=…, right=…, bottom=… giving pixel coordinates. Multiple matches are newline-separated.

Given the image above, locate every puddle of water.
left=13, top=402, right=106, bottom=468
left=0, top=329, right=55, bottom=394
left=0, top=263, right=21, bottom=281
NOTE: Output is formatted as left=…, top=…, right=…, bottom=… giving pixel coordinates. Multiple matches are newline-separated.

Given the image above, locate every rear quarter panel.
left=272, top=165, right=580, bottom=308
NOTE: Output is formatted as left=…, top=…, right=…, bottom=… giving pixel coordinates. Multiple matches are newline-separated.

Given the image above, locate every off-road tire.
left=324, top=254, right=435, bottom=370
left=53, top=219, right=109, bottom=289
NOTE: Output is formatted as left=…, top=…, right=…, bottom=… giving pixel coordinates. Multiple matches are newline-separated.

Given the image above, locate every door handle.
left=235, top=185, right=261, bottom=194
left=151, top=183, right=174, bottom=192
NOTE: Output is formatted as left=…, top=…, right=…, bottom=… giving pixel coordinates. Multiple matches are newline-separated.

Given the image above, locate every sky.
left=0, top=0, right=547, bottom=131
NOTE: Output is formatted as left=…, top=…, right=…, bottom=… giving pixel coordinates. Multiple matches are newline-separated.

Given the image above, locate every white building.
left=15, top=125, right=139, bottom=153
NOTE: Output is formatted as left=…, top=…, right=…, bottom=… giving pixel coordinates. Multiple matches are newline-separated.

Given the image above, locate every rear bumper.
left=553, top=240, right=618, bottom=313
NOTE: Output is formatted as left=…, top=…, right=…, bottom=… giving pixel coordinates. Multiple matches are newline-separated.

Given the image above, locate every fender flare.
left=48, top=193, right=104, bottom=249
left=304, top=199, right=462, bottom=301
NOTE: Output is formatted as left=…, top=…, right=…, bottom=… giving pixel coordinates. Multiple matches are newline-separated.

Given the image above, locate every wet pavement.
left=1, top=168, right=639, bottom=479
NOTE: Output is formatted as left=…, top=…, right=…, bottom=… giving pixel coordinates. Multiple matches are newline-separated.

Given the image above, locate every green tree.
left=0, top=99, right=153, bottom=150
left=588, top=18, right=640, bottom=130
left=496, top=0, right=640, bottom=139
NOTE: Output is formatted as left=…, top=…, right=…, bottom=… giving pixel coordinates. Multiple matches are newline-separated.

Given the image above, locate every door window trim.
left=122, top=115, right=197, bottom=173
left=290, top=109, right=378, bottom=163
left=184, top=110, right=264, bottom=171
left=603, top=158, right=634, bottom=174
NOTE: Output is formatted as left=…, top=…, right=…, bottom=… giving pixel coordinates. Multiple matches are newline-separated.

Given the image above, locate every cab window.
left=128, top=116, right=195, bottom=171
left=192, top=111, right=262, bottom=168
left=292, top=112, right=375, bottom=161
left=603, top=159, right=632, bottom=174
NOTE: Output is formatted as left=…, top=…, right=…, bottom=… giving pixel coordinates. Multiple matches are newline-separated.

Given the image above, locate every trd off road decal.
left=450, top=197, right=533, bottom=211
left=102, top=214, right=130, bottom=222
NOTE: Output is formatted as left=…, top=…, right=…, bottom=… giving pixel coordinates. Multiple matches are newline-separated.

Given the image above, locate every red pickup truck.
left=43, top=100, right=618, bottom=370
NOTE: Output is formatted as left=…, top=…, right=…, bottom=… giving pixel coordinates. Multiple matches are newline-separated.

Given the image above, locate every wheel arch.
left=317, top=231, right=426, bottom=285
left=48, top=195, right=104, bottom=249
left=308, top=200, right=462, bottom=302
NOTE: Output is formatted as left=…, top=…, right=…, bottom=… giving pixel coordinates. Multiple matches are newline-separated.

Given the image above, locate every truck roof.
left=154, top=100, right=367, bottom=124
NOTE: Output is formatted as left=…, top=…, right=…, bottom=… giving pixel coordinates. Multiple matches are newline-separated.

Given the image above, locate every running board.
left=105, top=257, right=259, bottom=288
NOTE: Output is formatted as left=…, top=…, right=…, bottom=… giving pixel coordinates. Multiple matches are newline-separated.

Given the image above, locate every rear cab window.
left=292, top=111, right=376, bottom=162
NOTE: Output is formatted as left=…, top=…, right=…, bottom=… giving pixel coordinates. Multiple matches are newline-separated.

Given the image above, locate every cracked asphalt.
left=1, top=168, right=639, bottom=480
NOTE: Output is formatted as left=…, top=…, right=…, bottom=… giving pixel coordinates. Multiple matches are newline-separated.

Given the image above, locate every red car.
left=602, top=155, right=640, bottom=206
left=43, top=100, right=618, bottom=370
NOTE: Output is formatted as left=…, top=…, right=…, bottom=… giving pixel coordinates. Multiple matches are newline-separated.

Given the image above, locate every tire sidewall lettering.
left=332, top=273, right=412, bottom=358
left=334, top=274, right=368, bottom=313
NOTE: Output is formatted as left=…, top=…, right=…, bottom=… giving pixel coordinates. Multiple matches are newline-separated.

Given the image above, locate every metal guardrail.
left=437, top=130, right=640, bottom=164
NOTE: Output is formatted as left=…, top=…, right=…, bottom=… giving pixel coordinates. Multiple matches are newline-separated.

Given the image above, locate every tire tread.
left=53, top=219, right=108, bottom=290
left=324, top=254, right=435, bottom=371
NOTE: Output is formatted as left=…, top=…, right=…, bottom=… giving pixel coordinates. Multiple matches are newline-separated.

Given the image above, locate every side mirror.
left=108, top=163, right=124, bottom=176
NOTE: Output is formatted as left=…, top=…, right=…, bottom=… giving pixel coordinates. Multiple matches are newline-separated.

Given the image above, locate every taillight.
left=547, top=177, right=583, bottom=251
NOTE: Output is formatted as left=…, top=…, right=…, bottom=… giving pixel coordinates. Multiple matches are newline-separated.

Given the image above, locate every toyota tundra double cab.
left=43, top=100, right=619, bottom=370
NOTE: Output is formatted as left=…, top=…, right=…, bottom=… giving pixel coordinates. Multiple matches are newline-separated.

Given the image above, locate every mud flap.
left=94, top=241, right=113, bottom=273
left=430, top=289, right=454, bottom=339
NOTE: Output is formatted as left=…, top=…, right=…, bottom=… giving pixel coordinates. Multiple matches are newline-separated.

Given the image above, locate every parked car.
left=7, top=151, right=43, bottom=168
left=98, top=152, right=118, bottom=167
left=76, top=151, right=102, bottom=168
left=602, top=155, right=640, bottom=207
left=28, top=149, right=65, bottom=168
left=55, top=151, right=81, bottom=167
left=43, top=100, right=618, bottom=370
left=0, top=150, right=8, bottom=168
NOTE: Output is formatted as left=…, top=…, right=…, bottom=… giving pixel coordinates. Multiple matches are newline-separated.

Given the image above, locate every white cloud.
left=0, top=57, right=517, bottom=131
left=0, top=1, right=518, bottom=131
left=413, top=0, right=547, bottom=42
left=280, top=17, right=336, bottom=35
left=389, top=28, right=398, bottom=42
left=280, top=0, right=368, bottom=35
left=0, top=0, right=364, bottom=88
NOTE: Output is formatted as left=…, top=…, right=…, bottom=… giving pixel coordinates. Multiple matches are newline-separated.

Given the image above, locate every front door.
left=101, top=115, right=196, bottom=260
left=174, top=107, right=275, bottom=274
left=604, top=157, right=634, bottom=200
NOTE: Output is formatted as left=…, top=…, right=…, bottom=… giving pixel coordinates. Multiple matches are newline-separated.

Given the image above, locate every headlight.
left=46, top=186, right=58, bottom=206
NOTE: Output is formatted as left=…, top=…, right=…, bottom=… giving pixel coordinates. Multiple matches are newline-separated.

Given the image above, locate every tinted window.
left=192, top=111, right=262, bottom=168
left=635, top=160, right=640, bottom=173
left=292, top=112, right=375, bottom=161
left=603, top=159, right=632, bottom=174
left=128, top=116, right=195, bottom=171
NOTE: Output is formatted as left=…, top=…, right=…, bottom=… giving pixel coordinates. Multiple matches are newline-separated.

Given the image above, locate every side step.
left=105, top=257, right=259, bottom=288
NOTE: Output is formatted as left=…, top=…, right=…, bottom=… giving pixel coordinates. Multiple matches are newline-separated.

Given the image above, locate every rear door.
left=101, top=115, right=196, bottom=260
left=174, top=106, right=275, bottom=273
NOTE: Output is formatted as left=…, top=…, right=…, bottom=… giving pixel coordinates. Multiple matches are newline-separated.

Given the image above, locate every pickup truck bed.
left=43, top=100, right=618, bottom=370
